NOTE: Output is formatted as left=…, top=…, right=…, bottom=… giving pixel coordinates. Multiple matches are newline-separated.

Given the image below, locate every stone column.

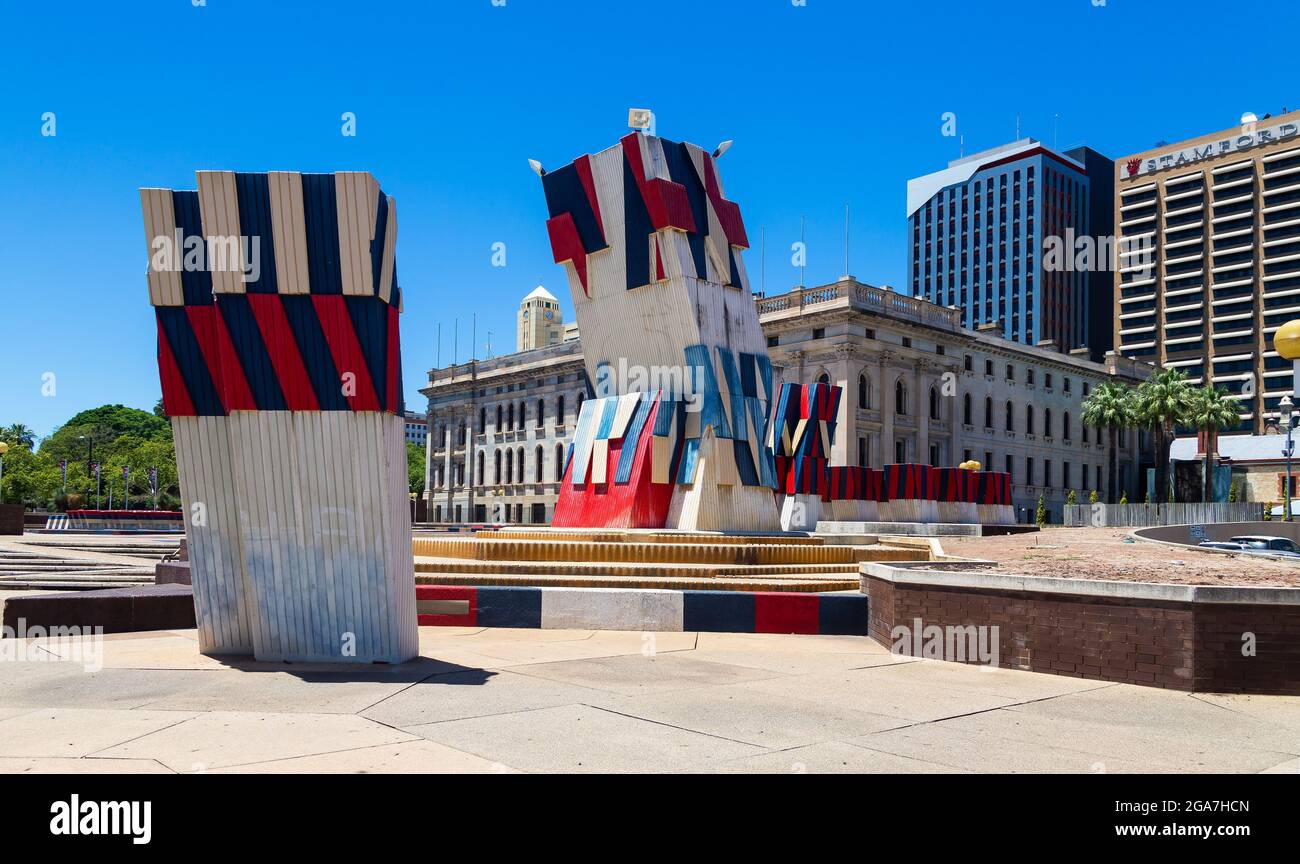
left=832, top=345, right=853, bottom=466
left=880, top=350, right=895, bottom=464
left=917, top=369, right=931, bottom=466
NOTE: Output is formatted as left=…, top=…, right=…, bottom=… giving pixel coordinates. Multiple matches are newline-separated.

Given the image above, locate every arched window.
left=1082, top=422, right=1089, bottom=443
left=517, top=447, right=526, bottom=484
left=505, top=449, right=513, bottom=484
left=557, top=395, right=566, bottom=426
left=1005, top=400, right=1013, bottom=431
left=1026, top=405, right=1035, bottom=436
left=476, top=451, right=484, bottom=486
left=984, top=396, right=993, bottom=429
left=963, top=393, right=972, bottom=426
left=929, top=386, right=940, bottom=421
left=1044, top=408, right=1053, bottom=438
left=895, top=379, right=907, bottom=416
left=1063, top=411, right=1071, bottom=441
left=535, top=445, right=544, bottom=482
left=817, top=371, right=830, bottom=385
left=576, top=392, right=585, bottom=418
left=495, top=405, right=502, bottom=431
left=858, top=374, right=869, bottom=409
left=555, top=443, right=566, bottom=482
left=479, top=407, right=486, bottom=434
left=518, top=402, right=527, bottom=431
left=494, top=450, right=502, bottom=484
left=457, top=421, right=466, bottom=445
left=536, top=398, right=545, bottom=428
left=507, top=403, right=514, bottom=430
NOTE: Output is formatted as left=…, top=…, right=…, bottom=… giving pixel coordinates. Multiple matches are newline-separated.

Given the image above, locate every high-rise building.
left=907, top=139, right=1113, bottom=358
left=1113, top=110, right=1300, bottom=433
left=516, top=285, right=565, bottom=352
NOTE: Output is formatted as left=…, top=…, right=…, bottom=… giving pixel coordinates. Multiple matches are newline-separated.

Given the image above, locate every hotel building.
left=1114, top=109, right=1300, bottom=433
left=423, top=281, right=1149, bottom=524
left=907, top=139, right=1114, bottom=359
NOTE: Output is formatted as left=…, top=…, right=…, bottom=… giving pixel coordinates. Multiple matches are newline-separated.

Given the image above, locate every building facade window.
left=895, top=379, right=907, bottom=416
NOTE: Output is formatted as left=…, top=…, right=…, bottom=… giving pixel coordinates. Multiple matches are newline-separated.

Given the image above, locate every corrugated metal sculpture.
left=540, top=132, right=780, bottom=530
left=142, top=171, right=418, bottom=663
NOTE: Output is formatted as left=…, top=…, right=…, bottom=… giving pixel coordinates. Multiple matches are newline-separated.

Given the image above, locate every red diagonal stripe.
left=156, top=316, right=195, bottom=417
left=186, top=305, right=255, bottom=411
left=312, top=295, right=380, bottom=412
left=247, top=294, right=319, bottom=411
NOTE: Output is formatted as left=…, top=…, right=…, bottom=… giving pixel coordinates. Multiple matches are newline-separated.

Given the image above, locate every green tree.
left=1035, top=493, right=1047, bottom=528
left=1185, top=384, right=1241, bottom=504
left=0, top=404, right=178, bottom=511
left=1081, top=380, right=1134, bottom=504
left=406, top=442, right=425, bottom=494
left=0, top=423, right=37, bottom=449
left=1132, top=367, right=1193, bottom=507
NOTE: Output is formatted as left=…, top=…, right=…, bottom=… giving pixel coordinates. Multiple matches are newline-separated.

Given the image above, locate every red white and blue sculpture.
left=142, top=171, right=418, bottom=663
left=540, top=132, right=780, bottom=531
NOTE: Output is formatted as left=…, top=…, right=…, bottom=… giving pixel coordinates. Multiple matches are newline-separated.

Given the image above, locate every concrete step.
left=413, top=572, right=860, bottom=592
left=414, top=556, right=871, bottom=579
left=412, top=537, right=908, bottom=565
left=472, top=529, right=824, bottom=545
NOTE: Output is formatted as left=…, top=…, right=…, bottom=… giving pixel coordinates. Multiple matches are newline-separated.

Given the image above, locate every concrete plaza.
left=0, top=625, right=1297, bottom=774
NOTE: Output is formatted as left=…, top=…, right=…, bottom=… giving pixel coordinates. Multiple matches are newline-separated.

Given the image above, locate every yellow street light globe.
left=0, top=442, right=8, bottom=456
left=1274, top=319, right=1300, bottom=360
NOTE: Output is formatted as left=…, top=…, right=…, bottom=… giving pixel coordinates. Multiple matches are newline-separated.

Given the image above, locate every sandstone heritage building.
left=423, top=281, right=1150, bottom=524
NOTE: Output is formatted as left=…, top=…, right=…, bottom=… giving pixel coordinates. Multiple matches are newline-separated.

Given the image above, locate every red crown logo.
left=1126, top=158, right=1141, bottom=177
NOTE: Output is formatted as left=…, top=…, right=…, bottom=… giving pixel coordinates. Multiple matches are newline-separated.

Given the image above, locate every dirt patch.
left=938, top=526, right=1300, bottom=587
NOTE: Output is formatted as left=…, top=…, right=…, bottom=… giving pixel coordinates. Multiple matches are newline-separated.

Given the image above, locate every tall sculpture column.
left=537, top=130, right=780, bottom=531
left=143, top=171, right=417, bottom=663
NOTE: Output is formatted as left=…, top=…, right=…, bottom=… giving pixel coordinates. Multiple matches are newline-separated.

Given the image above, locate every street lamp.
left=1282, top=396, right=1296, bottom=522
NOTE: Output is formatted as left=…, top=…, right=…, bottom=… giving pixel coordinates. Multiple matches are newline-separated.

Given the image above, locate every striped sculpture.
left=539, top=132, right=780, bottom=531
left=825, top=466, right=884, bottom=522
left=768, top=382, right=841, bottom=530
left=142, top=171, right=418, bottom=663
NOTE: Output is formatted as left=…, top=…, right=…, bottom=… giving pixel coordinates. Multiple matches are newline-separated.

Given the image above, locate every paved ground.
left=942, top=526, right=1300, bottom=586
left=0, top=625, right=1297, bottom=773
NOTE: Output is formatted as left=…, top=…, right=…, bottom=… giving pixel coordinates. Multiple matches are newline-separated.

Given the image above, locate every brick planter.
left=862, top=563, right=1300, bottom=695
left=0, top=504, right=23, bottom=535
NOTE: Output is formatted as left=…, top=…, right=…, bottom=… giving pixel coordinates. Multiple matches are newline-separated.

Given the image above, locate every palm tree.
left=1082, top=381, right=1134, bottom=504
left=0, top=424, right=36, bottom=449
left=1185, top=385, right=1241, bottom=503
left=1132, top=367, right=1194, bottom=505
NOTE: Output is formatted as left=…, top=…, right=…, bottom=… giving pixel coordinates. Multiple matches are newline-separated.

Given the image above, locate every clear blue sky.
left=2, top=0, right=1296, bottom=437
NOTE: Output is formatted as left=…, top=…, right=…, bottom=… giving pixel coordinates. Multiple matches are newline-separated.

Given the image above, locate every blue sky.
left=2, top=0, right=1296, bottom=437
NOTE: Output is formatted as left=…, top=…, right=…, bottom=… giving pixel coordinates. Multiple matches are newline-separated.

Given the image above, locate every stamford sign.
left=1125, top=120, right=1299, bottom=178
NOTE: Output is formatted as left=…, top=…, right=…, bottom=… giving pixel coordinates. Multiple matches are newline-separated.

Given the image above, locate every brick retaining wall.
left=862, top=565, right=1300, bottom=695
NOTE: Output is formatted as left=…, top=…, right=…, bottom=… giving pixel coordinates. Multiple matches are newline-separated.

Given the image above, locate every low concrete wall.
left=862, top=563, right=1300, bottom=695
left=2, top=585, right=196, bottom=635
left=1064, top=502, right=1262, bottom=527
left=1135, top=521, right=1300, bottom=546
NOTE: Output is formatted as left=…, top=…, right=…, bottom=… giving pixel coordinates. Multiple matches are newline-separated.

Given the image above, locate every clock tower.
left=516, top=284, right=565, bottom=352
